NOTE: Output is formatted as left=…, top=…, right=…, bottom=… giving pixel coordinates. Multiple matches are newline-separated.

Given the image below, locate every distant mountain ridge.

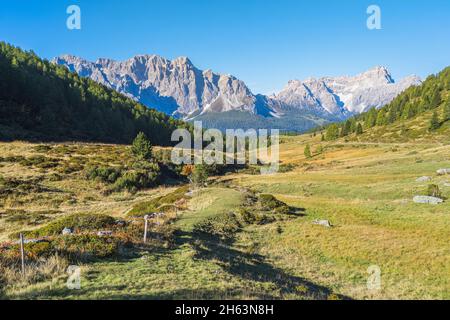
left=54, top=54, right=421, bottom=131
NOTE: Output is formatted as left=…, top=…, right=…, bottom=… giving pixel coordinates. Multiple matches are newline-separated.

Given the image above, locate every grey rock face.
left=53, top=55, right=420, bottom=127
left=274, top=66, right=421, bottom=116
left=413, top=196, right=444, bottom=205
left=53, top=54, right=274, bottom=118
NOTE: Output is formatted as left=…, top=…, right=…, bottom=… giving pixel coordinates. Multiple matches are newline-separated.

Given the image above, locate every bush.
left=427, top=184, right=442, bottom=198
left=304, top=144, right=312, bottom=158
left=191, top=165, right=209, bottom=186
left=127, top=185, right=190, bottom=217
left=19, top=156, right=59, bottom=169
left=112, top=165, right=160, bottom=193
left=193, top=213, right=241, bottom=239
left=235, top=208, right=275, bottom=226
left=52, top=234, right=119, bottom=260
left=11, top=213, right=117, bottom=239
left=85, top=165, right=123, bottom=184
left=236, top=208, right=256, bottom=224
left=33, top=145, right=52, bottom=153
left=0, top=254, right=69, bottom=290
left=0, top=177, right=47, bottom=197
left=3, top=210, right=49, bottom=226
left=259, top=194, right=285, bottom=210
left=278, top=164, right=296, bottom=173
left=258, top=194, right=292, bottom=215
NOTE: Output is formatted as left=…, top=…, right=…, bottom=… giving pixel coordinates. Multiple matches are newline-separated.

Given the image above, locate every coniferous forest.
left=322, top=66, right=450, bottom=140
left=0, top=42, right=188, bottom=145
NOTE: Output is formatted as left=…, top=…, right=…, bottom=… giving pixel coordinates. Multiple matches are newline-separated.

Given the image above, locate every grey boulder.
left=416, top=176, right=432, bottom=182
left=437, top=169, right=450, bottom=175
left=413, top=196, right=444, bottom=205
left=312, top=220, right=333, bottom=228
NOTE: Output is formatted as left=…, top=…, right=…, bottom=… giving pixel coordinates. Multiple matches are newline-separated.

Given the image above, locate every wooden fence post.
left=143, top=215, right=149, bottom=243
left=19, top=233, right=25, bottom=276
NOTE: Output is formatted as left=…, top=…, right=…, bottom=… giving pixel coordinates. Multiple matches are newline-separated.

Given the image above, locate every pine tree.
left=131, top=132, right=153, bottom=161
left=429, top=111, right=440, bottom=131
left=316, top=145, right=324, bottom=155
left=325, top=124, right=339, bottom=141
left=191, top=164, right=209, bottom=187
left=443, top=100, right=450, bottom=122
left=376, top=110, right=386, bottom=126
left=304, top=144, right=312, bottom=158
left=366, top=108, right=377, bottom=128
left=341, top=120, right=351, bottom=137
left=429, top=89, right=441, bottom=109
left=356, top=123, right=363, bottom=135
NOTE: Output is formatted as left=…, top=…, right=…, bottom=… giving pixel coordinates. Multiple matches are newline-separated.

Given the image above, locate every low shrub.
left=85, top=165, right=123, bottom=184
left=259, top=194, right=286, bottom=211
left=193, top=212, right=241, bottom=239
left=0, top=254, right=69, bottom=291
left=0, top=177, right=47, bottom=197
left=33, top=145, right=52, bottom=153
left=52, top=234, right=120, bottom=260
left=19, top=156, right=60, bottom=169
left=11, top=213, right=117, bottom=239
left=112, top=168, right=160, bottom=193
left=3, top=210, right=49, bottom=226
left=278, top=164, right=297, bottom=173
left=427, top=184, right=442, bottom=198
left=128, top=185, right=190, bottom=217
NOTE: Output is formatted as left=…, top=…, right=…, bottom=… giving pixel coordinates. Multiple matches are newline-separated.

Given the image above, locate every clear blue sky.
left=1, top=0, right=449, bottom=94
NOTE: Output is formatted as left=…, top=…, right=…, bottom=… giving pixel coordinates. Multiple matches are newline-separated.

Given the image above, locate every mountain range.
left=54, top=55, right=421, bottom=131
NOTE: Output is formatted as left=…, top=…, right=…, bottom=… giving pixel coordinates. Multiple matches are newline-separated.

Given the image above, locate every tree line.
left=0, top=42, right=189, bottom=145
left=317, top=66, right=450, bottom=140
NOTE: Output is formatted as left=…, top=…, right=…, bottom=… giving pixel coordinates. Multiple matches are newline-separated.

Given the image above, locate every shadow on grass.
left=174, top=229, right=349, bottom=300
left=5, top=210, right=347, bottom=300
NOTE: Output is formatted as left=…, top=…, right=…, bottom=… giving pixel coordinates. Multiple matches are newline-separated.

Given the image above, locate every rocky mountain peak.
left=53, top=54, right=421, bottom=130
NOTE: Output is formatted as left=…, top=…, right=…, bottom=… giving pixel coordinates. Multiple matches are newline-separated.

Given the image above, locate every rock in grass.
left=416, top=176, right=432, bottom=182
left=437, top=169, right=450, bottom=175
left=17, top=238, right=48, bottom=244
left=313, top=220, right=332, bottom=228
left=62, top=227, right=73, bottom=235
left=413, top=196, right=444, bottom=205
left=97, top=230, right=113, bottom=237
left=444, top=182, right=450, bottom=187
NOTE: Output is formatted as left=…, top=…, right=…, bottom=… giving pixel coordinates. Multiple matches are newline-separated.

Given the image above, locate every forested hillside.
left=0, top=42, right=188, bottom=145
left=321, top=66, right=450, bottom=141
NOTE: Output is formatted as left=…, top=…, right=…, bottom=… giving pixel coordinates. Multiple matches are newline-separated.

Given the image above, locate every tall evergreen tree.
left=304, top=144, right=312, bottom=158
left=131, top=132, right=153, bottom=161
left=356, top=123, right=363, bottom=135
left=429, top=111, right=440, bottom=131
left=325, top=124, right=339, bottom=141
left=443, top=100, right=450, bottom=122
left=0, top=41, right=188, bottom=144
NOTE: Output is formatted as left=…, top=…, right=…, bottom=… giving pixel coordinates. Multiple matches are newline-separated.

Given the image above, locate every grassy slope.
left=6, top=186, right=330, bottom=300
left=1, top=122, right=449, bottom=299
left=229, top=114, right=450, bottom=299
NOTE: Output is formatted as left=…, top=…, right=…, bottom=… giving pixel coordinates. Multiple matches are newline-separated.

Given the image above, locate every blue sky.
left=1, top=0, right=449, bottom=94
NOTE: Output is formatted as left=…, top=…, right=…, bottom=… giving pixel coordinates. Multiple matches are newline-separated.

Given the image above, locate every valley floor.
left=1, top=137, right=449, bottom=300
